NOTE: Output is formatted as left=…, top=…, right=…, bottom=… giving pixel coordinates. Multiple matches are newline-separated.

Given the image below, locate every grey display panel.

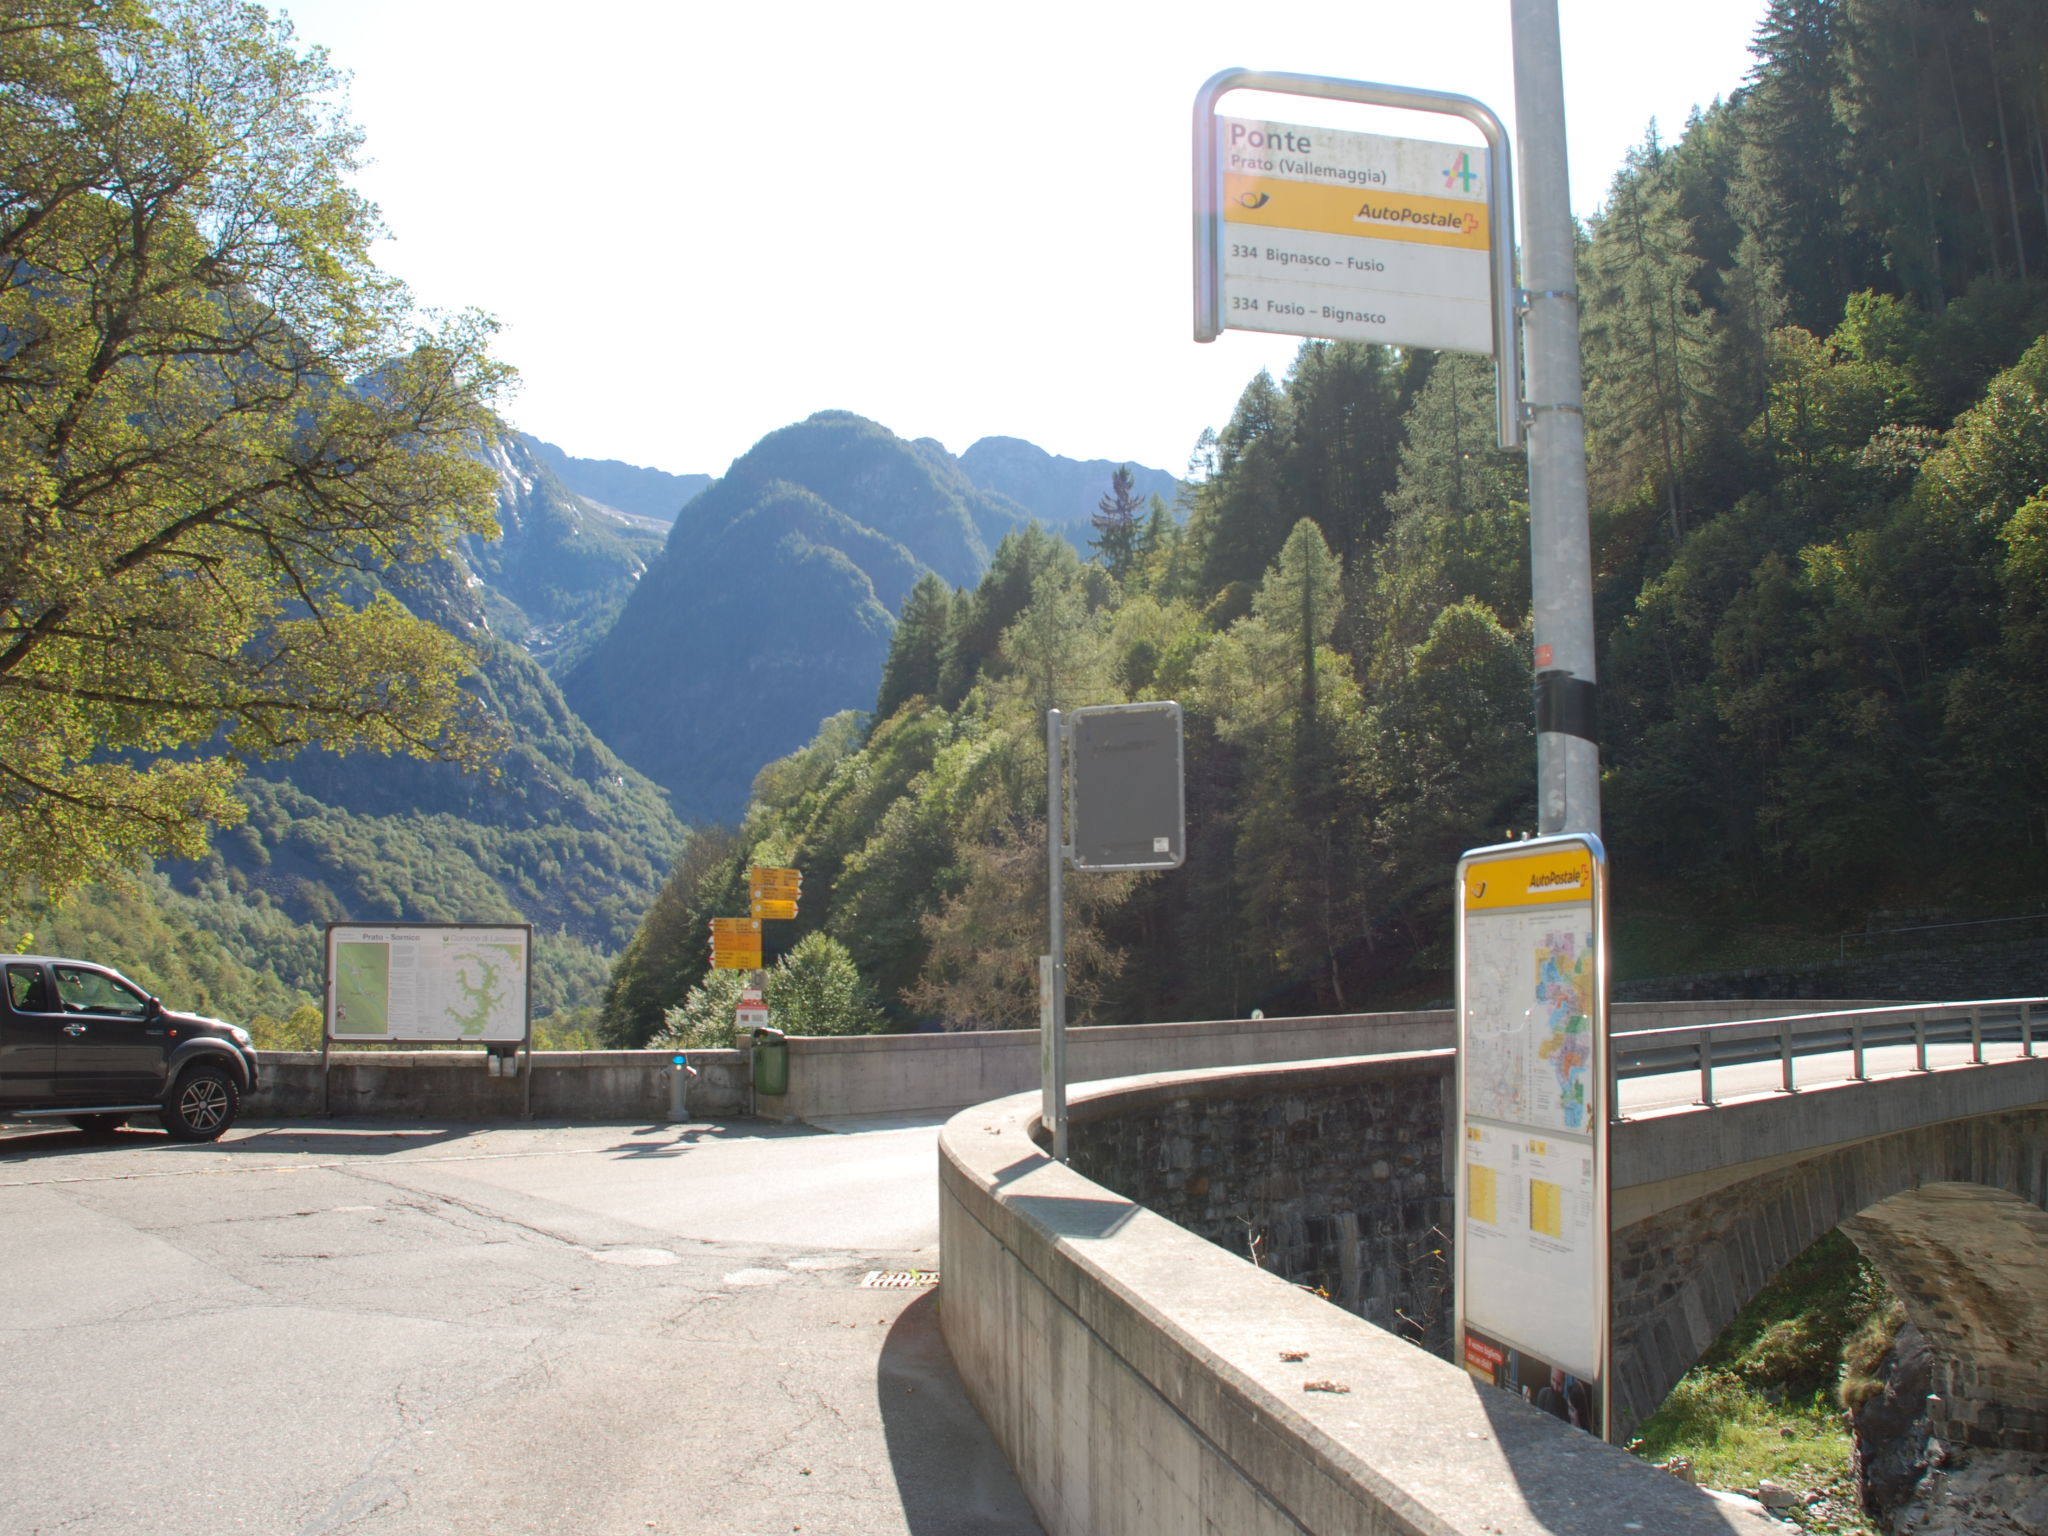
left=1068, top=702, right=1185, bottom=871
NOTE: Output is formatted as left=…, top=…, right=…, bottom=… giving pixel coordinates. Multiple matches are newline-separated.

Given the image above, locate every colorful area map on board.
left=1463, top=910, right=1595, bottom=1134
left=1534, top=932, right=1593, bottom=1130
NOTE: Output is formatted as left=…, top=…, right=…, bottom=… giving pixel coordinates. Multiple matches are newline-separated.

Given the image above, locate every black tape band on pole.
left=1534, top=670, right=1599, bottom=743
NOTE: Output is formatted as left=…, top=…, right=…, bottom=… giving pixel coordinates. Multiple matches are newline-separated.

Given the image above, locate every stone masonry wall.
left=1066, top=1054, right=1457, bottom=1355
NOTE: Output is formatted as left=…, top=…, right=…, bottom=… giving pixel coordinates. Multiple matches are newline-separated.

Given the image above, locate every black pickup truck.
left=0, top=956, right=260, bottom=1140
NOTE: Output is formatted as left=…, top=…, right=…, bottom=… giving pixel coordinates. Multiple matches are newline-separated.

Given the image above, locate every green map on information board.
left=325, top=925, right=528, bottom=1042
left=332, top=942, right=391, bottom=1036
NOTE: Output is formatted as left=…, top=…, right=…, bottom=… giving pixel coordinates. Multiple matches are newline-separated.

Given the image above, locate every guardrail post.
left=1779, top=1015, right=1795, bottom=1092
left=1852, top=1016, right=1868, bottom=1080
left=1970, top=1006, right=1983, bottom=1064
left=1697, top=1032, right=1716, bottom=1107
left=1914, top=1010, right=1929, bottom=1072
left=2025, top=1002, right=2036, bottom=1058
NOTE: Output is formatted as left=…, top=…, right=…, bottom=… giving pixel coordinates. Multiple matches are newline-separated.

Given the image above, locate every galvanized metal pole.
left=1512, top=0, right=1601, bottom=835
left=1043, top=709, right=1069, bottom=1162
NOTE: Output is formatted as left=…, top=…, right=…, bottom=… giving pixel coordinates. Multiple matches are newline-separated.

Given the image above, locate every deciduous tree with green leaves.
left=0, top=0, right=511, bottom=906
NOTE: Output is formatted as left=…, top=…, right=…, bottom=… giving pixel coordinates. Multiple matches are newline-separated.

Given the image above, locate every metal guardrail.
left=1610, top=997, right=2045, bottom=1112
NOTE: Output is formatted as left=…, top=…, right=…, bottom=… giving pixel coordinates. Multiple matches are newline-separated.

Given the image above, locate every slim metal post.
left=1044, top=710, right=1069, bottom=1163
left=1780, top=1017, right=1796, bottom=1094
left=1697, top=1032, right=1716, bottom=1107
left=1970, top=1006, right=1983, bottom=1064
left=521, top=982, right=534, bottom=1121
left=2024, top=1002, right=2035, bottom=1057
left=1512, top=0, right=1600, bottom=837
left=1852, top=1016, right=1868, bottom=1080
left=1914, top=1010, right=1929, bottom=1072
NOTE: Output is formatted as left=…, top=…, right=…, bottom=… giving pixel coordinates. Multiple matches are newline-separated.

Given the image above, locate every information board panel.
left=1453, top=834, right=1609, bottom=1437
left=1216, top=115, right=1493, bottom=353
left=1067, top=701, right=1185, bottom=870
left=325, top=922, right=531, bottom=1044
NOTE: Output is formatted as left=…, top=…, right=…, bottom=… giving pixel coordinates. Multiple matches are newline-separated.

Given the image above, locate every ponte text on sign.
left=1453, top=833, right=1610, bottom=1439
left=1216, top=115, right=1493, bottom=354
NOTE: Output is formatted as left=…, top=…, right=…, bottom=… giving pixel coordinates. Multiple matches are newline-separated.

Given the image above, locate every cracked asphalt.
left=0, top=1116, right=1043, bottom=1536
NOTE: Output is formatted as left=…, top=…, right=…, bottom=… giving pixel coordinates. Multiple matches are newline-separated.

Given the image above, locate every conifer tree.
left=1090, top=465, right=1145, bottom=584
left=1733, top=0, right=1875, bottom=330
left=874, top=572, right=952, bottom=722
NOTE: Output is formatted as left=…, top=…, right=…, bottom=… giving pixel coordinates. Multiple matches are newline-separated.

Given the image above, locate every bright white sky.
left=272, top=0, right=1769, bottom=480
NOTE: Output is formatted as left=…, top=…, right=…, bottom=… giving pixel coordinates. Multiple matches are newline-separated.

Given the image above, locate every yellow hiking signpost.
left=708, top=916, right=762, bottom=971
left=748, top=865, right=801, bottom=922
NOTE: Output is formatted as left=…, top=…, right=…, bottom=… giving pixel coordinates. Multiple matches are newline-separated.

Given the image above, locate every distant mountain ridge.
left=959, top=436, right=1180, bottom=540
left=467, top=435, right=664, bottom=669
left=522, top=433, right=711, bottom=523
left=562, top=411, right=1040, bottom=822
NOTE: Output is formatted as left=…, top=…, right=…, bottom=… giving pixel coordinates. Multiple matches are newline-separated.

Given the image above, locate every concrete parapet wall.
left=250, top=1049, right=751, bottom=1121
left=939, top=1071, right=1782, bottom=1536
left=756, top=999, right=1840, bottom=1122
left=234, top=1000, right=1869, bottom=1126
left=758, top=1009, right=1450, bottom=1122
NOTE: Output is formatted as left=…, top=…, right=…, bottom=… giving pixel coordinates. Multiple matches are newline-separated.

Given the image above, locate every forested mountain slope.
left=599, top=0, right=2048, bottom=1044
left=141, top=430, right=688, bottom=1024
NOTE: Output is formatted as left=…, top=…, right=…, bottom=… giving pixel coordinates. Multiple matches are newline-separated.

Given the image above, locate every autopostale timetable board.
left=326, top=923, right=531, bottom=1043
left=1453, top=834, right=1610, bottom=1438
left=1217, top=115, right=1493, bottom=353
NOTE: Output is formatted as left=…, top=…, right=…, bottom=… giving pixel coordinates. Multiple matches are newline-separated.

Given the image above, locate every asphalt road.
left=0, top=1115, right=1043, bottom=1536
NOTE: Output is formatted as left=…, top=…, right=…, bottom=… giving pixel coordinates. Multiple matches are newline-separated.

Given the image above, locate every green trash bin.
left=752, top=1026, right=789, bottom=1098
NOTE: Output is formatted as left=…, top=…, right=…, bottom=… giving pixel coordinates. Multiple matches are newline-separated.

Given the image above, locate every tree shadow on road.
left=879, top=1288, right=1045, bottom=1535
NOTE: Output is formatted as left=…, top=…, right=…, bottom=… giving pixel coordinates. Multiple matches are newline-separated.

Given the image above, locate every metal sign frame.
left=1451, top=832, right=1611, bottom=1438
left=1193, top=68, right=1525, bottom=448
